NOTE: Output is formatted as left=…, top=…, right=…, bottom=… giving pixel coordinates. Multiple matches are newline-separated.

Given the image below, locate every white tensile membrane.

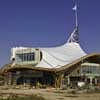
left=36, top=42, right=86, bottom=68
left=11, top=1, right=86, bottom=69
left=11, top=28, right=86, bottom=68
left=35, top=28, right=86, bottom=68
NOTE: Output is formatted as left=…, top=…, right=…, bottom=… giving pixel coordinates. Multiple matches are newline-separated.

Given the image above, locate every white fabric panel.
left=35, top=42, right=86, bottom=68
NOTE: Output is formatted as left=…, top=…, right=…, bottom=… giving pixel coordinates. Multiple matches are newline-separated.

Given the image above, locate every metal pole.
left=75, top=6, right=78, bottom=27
left=73, top=0, right=78, bottom=28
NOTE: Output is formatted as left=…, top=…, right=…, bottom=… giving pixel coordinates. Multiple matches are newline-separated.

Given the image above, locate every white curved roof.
left=36, top=42, right=86, bottom=68
left=35, top=27, right=86, bottom=68
left=11, top=28, right=87, bottom=69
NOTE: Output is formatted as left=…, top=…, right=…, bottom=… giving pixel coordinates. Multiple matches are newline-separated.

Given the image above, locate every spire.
left=73, top=0, right=78, bottom=28
left=67, top=0, right=79, bottom=43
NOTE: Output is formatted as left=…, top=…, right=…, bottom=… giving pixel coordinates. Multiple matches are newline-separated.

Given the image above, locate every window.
left=16, top=52, right=35, bottom=63
left=81, top=66, right=100, bottom=75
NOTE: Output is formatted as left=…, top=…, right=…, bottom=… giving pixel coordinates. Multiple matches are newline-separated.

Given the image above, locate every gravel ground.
left=0, top=87, right=100, bottom=100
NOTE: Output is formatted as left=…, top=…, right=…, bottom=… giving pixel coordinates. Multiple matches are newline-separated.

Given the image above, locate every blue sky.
left=0, top=0, right=100, bottom=66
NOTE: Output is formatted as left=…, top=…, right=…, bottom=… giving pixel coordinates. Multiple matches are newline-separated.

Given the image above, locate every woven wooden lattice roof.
left=1, top=53, right=100, bottom=75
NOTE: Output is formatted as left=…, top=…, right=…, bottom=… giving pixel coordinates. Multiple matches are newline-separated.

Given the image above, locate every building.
left=1, top=2, right=100, bottom=88
left=1, top=26, right=100, bottom=88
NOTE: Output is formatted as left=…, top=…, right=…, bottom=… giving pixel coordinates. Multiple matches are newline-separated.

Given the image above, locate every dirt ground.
left=0, top=87, right=100, bottom=100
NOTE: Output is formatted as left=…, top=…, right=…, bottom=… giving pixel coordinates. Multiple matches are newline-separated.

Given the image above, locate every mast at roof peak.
left=72, top=0, right=78, bottom=28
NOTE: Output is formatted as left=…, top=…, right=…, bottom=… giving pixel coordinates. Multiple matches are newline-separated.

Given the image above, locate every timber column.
left=54, top=73, right=64, bottom=89
left=8, top=72, right=12, bottom=85
left=4, top=72, right=8, bottom=86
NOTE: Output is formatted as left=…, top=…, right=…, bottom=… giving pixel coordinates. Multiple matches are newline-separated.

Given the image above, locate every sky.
left=0, top=0, right=100, bottom=66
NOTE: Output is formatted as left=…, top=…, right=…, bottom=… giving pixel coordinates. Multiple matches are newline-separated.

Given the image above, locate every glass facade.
left=16, top=53, right=35, bottom=63
left=81, top=66, right=100, bottom=76
left=11, top=48, right=41, bottom=65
